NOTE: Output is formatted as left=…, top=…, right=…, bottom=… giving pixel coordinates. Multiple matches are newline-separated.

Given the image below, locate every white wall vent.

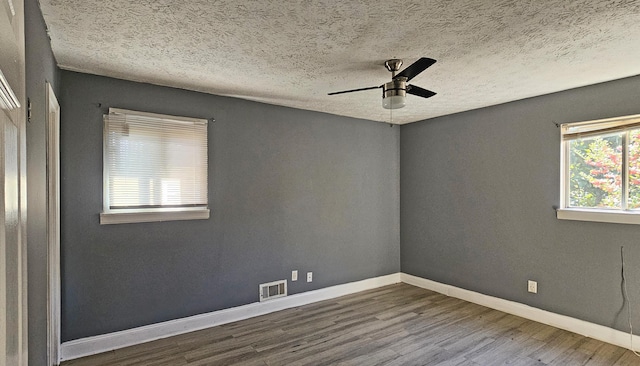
left=259, top=280, right=287, bottom=302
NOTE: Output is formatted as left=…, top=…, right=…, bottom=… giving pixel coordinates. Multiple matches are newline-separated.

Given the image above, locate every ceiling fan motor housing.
left=382, top=78, right=407, bottom=109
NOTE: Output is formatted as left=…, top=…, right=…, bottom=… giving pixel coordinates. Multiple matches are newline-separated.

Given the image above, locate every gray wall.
left=401, top=75, right=640, bottom=332
left=59, top=71, right=400, bottom=341
left=25, top=0, right=60, bottom=364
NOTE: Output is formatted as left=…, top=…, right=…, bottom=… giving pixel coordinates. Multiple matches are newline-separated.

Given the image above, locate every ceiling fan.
left=328, top=57, right=437, bottom=109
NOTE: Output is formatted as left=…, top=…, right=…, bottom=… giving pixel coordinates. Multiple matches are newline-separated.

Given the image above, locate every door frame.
left=46, top=81, right=61, bottom=366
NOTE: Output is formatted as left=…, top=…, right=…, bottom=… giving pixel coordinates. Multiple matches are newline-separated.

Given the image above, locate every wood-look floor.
left=62, top=283, right=640, bottom=366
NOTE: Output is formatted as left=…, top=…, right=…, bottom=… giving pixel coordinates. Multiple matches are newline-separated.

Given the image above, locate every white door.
left=1, top=106, right=20, bottom=366
left=0, top=0, right=27, bottom=365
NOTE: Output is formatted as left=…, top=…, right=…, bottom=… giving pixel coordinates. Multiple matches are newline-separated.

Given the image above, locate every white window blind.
left=561, top=114, right=640, bottom=140
left=103, top=108, right=208, bottom=213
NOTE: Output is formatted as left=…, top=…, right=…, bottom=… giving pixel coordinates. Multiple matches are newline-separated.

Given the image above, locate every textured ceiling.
left=39, top=0, right=640, bottom=124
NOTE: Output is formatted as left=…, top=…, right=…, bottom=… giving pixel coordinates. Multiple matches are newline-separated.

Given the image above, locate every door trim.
left=46, top=81, right=61, bottom=366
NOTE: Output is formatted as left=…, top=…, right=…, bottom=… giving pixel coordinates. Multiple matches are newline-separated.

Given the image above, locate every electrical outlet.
left=528, top=280, right=537, bottom=294
left=307, top=272, right=313, bottom=282
left=292, top=270, right=298, bottom=281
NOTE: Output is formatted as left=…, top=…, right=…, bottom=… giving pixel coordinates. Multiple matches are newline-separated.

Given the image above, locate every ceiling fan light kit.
left=382, top=78, right=407, bottom=109
left=329, top=57, right=437, bottom=110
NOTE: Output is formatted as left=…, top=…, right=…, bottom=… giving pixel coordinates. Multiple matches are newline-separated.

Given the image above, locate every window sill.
left=556, top=208, right=640, bottom=225
left=100, top=208, right=210, bottom=225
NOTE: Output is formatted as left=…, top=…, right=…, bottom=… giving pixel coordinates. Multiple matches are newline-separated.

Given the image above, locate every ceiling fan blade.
left=328, top=85, right=380, bottom=95
left=407, top=84, right=436, bottom=99
left=394, top=58, right=436, bottom=82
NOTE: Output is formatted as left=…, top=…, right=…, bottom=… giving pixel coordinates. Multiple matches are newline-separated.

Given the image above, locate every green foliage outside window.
left=568, top=130, right=640, bottom=209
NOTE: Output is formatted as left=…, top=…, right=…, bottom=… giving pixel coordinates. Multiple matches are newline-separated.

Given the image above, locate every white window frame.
left=558, top=113, right=640, bottom=225
left=100, top=108, right=210, bottom=225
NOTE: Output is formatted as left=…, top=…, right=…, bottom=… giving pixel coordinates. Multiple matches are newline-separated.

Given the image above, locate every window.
left=100, top=108, right=209, bottom=224
left=558, top=114, right=640, bottom=224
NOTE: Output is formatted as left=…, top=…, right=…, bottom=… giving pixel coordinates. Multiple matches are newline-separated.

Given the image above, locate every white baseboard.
left=60, top=273, right=401, bottom=361
left=62, top=271, right=639, bottom=361
left=401, top=273, right=640, bottom=352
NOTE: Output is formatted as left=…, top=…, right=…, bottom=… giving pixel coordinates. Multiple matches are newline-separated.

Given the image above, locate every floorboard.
left=61, top=283, right=640, bottom=365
